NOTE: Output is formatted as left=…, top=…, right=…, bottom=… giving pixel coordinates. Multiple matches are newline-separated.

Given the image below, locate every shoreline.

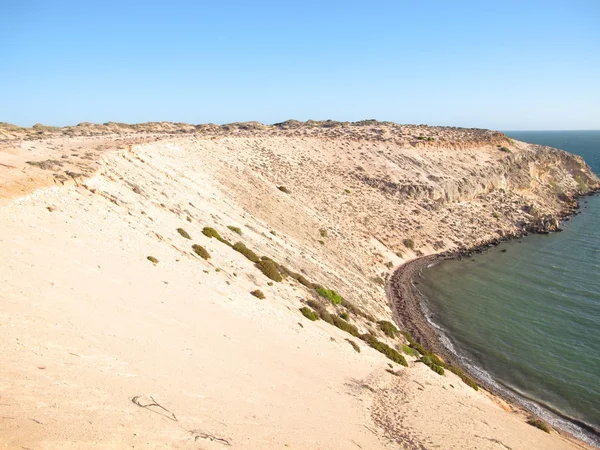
left=388, top=191, right=600, bottom=448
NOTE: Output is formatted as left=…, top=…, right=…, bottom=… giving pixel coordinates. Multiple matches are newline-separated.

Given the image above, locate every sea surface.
left=418, top=131, right=600, bottom=446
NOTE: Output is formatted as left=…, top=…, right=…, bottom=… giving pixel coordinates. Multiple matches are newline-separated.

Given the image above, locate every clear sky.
left=1, top=0, right=599, bottom=130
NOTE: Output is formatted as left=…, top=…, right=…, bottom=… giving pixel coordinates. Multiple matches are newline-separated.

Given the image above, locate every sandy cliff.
left=0, top=121, right=597, bottom=449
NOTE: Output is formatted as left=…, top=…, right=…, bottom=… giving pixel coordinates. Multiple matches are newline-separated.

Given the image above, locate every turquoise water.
left=419, top=131, right=600, bottom=446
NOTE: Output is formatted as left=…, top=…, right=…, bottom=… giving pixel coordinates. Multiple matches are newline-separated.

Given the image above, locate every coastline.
left=387, top=192, right=600, bottom=448
left=3, top=126, right=599, bottom=449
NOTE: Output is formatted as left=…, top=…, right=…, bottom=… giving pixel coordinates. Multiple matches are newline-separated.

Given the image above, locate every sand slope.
left=1, top=124, right=597, bottom=449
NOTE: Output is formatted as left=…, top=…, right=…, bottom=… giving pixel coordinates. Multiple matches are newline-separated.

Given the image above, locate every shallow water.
left=419, top=131, right=600, bottom=446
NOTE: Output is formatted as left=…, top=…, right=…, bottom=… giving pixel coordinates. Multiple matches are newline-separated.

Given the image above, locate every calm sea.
left=418, top=131, right=600, bottom=447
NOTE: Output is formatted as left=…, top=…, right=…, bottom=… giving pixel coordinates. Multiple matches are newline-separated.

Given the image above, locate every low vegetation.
left=403, top=238, right=415, bottom=249
left=278, top=186, right=289, bottom=193
left=527, top=418, right=550, bottom=433
left=147, top=256, right=159, bottom=264
left=227, top=225, right=242, bottom=235
left=278, top=266, right=313, bottom=288
left=420, top=355, right=445, bottom=375
left=202, top=227, right=232, bottom=246
left=232, top=242, right=260, bottom=263
left=176, top=228, right=191, bottom=239
left=362, top=334, right=408, bottom=366
left=378, top=320, right=400, bottom=338
left=250, top=289, right=265, bottom=299
left=256, top=258, right=283, bottom=282
left=575, top=174, right=587, bottom=191
left=192, top=244, right=210, bottom=259
left=446, top=365, right=479, bottom=391
left=341, top=298, right=376, bottom=322
left=299, top=307, right=319, bottom=321
left=316, top=287, right=343, bottom=305
left=401, top=331, right=478, bottom=387
left=400, top=344, right=418, bottom=356
left=372, top=276, right=385, bottom=286
left=331, top=315, right=360, bottom=337
left=346, top=339, right=360, bottom=353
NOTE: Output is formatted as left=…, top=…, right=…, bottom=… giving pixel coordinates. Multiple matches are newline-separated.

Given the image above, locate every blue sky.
left=1, top=0, right=599, bottom=130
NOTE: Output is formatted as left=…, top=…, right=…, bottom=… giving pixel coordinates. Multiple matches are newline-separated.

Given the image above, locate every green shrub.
left=279, top=266, right=314, bottom=288
left=403, top=238, right=415, bottom=249
left=256, top=259, right=283, bottom=282
left=203, top=227, right=221, bottom=239
left=446, top=365, right=479, bottom=391
left=527, top=418, right=550, bottom=433
left=251, top=289, right=265, bottom=299
left=430, top=363, right=445, bottom=375
left=340, top=312, right=349, bottom=320
left=317, top=287, right=343, bottom=305
left=278, top=186, right=289, bottom=193
left=177, top=228, right=191, bottom=239
left=346, top=339, right=360, bottom=353
left=412, top=342, right=428, bottom=356
left=401, top=344, right=418, bottom=356
left=228, top=225, right=242, bottom=235
left=147, top=256, right=159, bottom=264
left=420, top=355, right=445, bottom=375
left=361, top=334, right=408, bottom=366
left=232, top=242, right=260, bottom=263
left=305, top=299, right=337, bottom=325
left=192, top=244, right=210, bottom=259
left=294, top=273, right=313, bottom=288
left=403, top=334, right=446, bottom=368
left=202, top=227, right=232, bottom=246
left=401, top=330, right=416, bottom=346
left=299, top=307, right=319, bottom=321
left=331, top=315, right=360, bottom=337
left=318, top=308, right=335, bottom=325
left=499, top=146, right=512, bottom=153
left=378, top=320, right=400, bottom=338
left=319, top=228, right=328, bottom=237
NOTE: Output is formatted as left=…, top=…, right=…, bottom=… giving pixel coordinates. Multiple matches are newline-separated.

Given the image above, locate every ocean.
left=418, top=131, right=600, bottom=447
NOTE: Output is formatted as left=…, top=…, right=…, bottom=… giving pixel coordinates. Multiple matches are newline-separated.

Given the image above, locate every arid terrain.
left=1, top=121, right=598, bottom=449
